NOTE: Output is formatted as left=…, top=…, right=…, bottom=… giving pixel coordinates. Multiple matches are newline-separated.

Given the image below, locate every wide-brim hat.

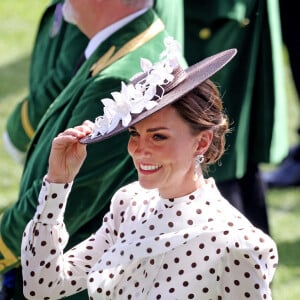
left=80, top=47, right=237, bottom=145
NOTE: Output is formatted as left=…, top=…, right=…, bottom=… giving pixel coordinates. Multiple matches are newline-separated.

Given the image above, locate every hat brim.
left=80, top=48, right=237, bottom=144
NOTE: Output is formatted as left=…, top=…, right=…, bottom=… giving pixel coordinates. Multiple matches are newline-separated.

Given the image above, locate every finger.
left=58, top=128, right=79, bottom=137
left=59, top=127, right=87, bottom=138
left=56, top=122, right=94, bottom=140
left=73, top=123, right=93, bottom=135
left=53, top=134, right=78, bottom=145
left=82, top=120, right=94, bottom=129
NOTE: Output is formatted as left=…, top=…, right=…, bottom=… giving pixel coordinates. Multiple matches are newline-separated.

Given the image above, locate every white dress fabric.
left=21, top=177, right=278, bottom=299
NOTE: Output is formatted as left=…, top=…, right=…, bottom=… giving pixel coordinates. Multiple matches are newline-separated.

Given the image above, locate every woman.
left=21, top=41, right=278, bottom=299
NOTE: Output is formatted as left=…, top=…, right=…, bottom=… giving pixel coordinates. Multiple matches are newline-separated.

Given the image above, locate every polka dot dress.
left=21, top=177, right=278, bottom=299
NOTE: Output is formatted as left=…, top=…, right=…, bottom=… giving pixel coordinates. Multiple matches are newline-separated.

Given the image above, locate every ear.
left=195, top=130, right=213, bottom=155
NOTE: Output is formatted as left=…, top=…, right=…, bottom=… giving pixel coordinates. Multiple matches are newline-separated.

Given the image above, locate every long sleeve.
left=21, top=178, right=114, bottom=300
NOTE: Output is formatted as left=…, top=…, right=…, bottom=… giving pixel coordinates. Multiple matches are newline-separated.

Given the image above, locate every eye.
left=153, top=133, right=167, bottom=141
left=128, top=129, right=139, bottom=137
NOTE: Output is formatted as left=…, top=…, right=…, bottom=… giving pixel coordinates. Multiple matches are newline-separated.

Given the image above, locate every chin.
left=138, top=179, right=157, bottom=190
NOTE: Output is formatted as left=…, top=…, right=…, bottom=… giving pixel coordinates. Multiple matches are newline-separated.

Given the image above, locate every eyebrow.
left=129, top=126, right=169, bottom=132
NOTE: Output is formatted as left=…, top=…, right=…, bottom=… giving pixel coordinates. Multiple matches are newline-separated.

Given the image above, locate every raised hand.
left=46, top=121, right=94, bottom=183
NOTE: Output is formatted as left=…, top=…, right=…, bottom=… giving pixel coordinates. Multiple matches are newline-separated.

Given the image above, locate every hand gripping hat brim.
left=80, top=48, right=237, bottom=144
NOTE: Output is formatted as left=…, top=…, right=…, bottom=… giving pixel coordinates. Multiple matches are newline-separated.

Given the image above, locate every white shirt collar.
left=85, top=8, right=149, bottom=59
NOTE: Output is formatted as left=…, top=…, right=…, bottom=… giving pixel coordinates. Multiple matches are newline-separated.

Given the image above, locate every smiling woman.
left=0, top=2, right=297, bottom=300
left=127, top=105, right=212, bottom=198
left=21, top=39, right=278, bottom=299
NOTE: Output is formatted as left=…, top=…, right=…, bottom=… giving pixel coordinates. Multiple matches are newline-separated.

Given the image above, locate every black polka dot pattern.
left=21, top=178, right=278, bottom=299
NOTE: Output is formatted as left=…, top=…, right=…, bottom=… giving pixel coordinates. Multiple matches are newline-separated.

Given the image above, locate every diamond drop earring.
left=193, top=154, right=204, bottom=181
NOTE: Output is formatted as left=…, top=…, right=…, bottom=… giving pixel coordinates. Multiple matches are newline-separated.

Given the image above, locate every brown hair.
left=171, top=79, right=230, bottom=169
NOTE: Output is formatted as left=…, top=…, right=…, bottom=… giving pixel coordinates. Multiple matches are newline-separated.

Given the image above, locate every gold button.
left=198, top=28, right=211, bottom=40
left=240, top=18, right=250, bottom=27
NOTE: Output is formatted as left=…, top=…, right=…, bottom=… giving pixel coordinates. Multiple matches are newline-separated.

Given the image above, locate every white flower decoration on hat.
left=91, top=37, right=181, bottom=139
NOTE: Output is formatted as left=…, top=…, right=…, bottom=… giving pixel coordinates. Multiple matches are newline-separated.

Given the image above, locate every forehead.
left=134, top=106, right=185, bottom=129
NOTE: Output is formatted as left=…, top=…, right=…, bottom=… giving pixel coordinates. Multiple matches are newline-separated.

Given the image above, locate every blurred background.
left=0, top=1, right=299, bottom=299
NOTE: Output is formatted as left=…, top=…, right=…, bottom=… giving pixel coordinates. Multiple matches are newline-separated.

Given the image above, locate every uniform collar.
left=85, top=8, right=149, bottom=59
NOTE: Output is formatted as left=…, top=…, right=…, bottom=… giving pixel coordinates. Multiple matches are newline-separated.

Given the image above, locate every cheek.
left=127, top=139, right=135, bottom=157
left=170, top=142, right=196, bottom=167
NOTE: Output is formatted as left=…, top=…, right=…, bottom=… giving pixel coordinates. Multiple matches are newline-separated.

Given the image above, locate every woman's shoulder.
left=217, top=224, right=278, bottom=272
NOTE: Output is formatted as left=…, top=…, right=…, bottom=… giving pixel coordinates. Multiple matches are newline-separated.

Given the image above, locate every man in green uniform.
left=0, top=1, right=185, bottom=299
left=184, top=0, right=288, bottom=234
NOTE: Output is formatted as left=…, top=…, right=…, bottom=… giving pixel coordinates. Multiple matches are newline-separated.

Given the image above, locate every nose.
left=133, top=138, right=145, bottom=156
left=128, top=137, right=150, bottom=158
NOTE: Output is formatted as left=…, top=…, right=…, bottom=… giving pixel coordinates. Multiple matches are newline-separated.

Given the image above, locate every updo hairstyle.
left=171, top=79, right=230, bottom=169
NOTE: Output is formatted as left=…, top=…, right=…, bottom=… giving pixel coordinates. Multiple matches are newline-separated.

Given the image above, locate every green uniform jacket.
left=0, top=9, right=186, bottom=299
left=184, top=0, right=288, bottom=181
left=6, top=0, right=88, bottom=153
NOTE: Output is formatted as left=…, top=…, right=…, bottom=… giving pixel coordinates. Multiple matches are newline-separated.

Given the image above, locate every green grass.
left=0, top=2, right=299, bottom=299
left=268, top=188, right=300, bottom=299
left=0, top=1, right=48, bottom=209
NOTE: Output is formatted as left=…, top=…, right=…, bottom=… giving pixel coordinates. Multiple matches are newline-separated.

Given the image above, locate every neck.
left=159, top=176, right=206, bottom=199
left=84, top=6, right=147, bottom=38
